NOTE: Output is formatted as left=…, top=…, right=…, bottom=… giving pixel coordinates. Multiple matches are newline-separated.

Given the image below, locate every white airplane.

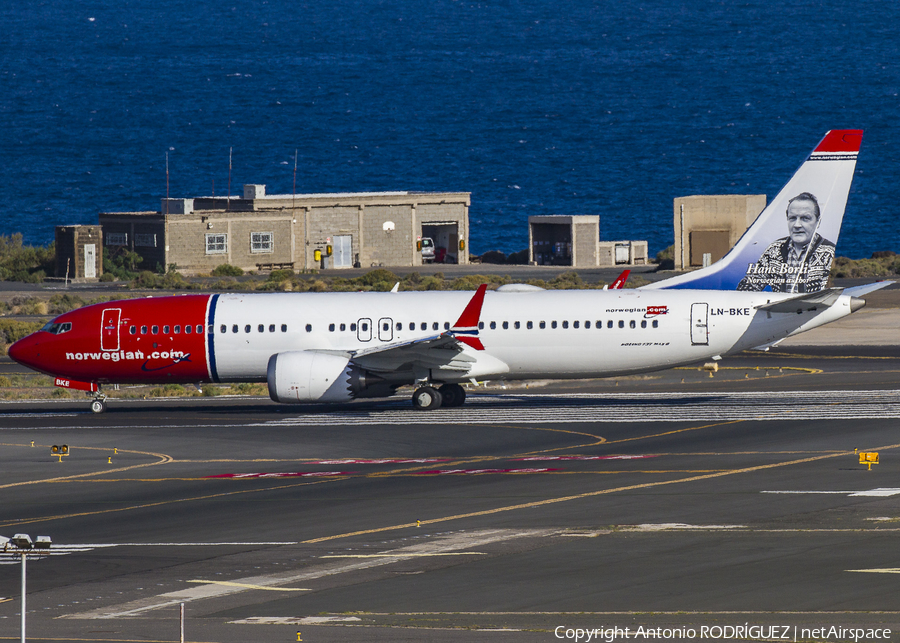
left=9, top=130, right=887, bottom=412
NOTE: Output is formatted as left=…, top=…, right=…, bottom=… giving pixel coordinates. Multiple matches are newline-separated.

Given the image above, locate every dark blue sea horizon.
left=2, top=0, right=898, bottom=259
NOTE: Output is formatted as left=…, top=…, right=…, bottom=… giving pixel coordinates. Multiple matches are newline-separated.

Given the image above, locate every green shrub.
left=211, top=264, right=244, bottom=277
left=0, top=234, right=54, bottom=282
left=103, top=247, right=143, bottom=280
left=267, top=268, right=294, bottom=282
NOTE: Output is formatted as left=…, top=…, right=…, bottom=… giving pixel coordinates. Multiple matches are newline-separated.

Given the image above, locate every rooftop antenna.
left=227, top=147, right=232, bottom=211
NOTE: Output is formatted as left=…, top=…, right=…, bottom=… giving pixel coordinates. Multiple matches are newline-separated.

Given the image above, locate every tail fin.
left=647, top=130, right=862, bottom=292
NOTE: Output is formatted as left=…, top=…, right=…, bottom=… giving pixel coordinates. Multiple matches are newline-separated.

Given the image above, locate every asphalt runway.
left=3, top=348, right=900, bottom=642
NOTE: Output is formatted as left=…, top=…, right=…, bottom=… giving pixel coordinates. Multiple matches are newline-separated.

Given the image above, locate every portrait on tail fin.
left=736, top=192, right=835, bottom=293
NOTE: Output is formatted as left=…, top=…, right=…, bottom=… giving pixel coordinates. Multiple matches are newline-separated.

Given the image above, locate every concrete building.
left=99, top=186, right=470, bottom=275
left=55, top=225, right=102, bottom=281
left=673, top=195, right=766, bottom=270
left=528, top=215, right=648, bottom=268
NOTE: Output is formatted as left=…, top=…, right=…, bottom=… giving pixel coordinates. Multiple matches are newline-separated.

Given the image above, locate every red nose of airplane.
left=7, top=333, right=40, bottom=370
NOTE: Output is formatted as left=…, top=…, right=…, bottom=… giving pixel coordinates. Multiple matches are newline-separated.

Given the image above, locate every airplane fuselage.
left=10, top=288, right=856, bottom=389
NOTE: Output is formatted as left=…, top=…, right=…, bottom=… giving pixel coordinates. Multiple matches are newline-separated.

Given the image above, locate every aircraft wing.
left=342, top=285, right=508, bottom=377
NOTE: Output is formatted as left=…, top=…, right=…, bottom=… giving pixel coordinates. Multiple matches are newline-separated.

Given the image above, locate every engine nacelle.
left=266, top=351, right=389, bottom=403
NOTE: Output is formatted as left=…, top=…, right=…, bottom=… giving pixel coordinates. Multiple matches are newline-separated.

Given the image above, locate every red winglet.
left=452, top=284, right=487, bottom=329
left=610, top=269, right=630, bottom=289
left=814, top=129, right=863, bottom=154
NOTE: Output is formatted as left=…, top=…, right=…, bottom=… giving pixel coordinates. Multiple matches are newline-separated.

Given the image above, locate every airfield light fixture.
left=1, top=533, right=51, bottom=643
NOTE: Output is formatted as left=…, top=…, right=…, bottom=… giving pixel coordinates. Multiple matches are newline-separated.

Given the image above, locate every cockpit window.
left=40, top=321, right=72, bottom=335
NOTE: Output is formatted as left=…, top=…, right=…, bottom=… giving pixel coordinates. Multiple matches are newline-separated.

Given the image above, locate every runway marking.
left=0, top=542, right=298, bottom=565
left=0, top=477, right=341, bottom=530
left=0, top=443, right=174, bottom=491
left=763, top=488, right=900, bottom=497
left=187, top=580, right=309, bottom=591
left=413, top=467, right=559, bottom=475
left=513, top=455, right=658, bottom=461
left=249, top=390, right=900, bottom=425
left=320, top=552, right=487, bottom=558
left=64, top=529, right=550, bottom=619
left=205, top=470, right=354, bottom=479
left=301, top=439, right=900, bottom=544
left=847, top=568, right=900, bottom=574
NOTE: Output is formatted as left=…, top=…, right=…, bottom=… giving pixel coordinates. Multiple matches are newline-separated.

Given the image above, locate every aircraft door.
left=101, top=308, right=122, bottom=351
left=357, top=318, right=372, bottom=342
left=378, top=317, right=393, bottom=342
left=691, top=303, right=709, bottom=345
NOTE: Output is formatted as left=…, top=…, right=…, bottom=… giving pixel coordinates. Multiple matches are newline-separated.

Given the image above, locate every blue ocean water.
left=1, top=0, right=898, bottom=258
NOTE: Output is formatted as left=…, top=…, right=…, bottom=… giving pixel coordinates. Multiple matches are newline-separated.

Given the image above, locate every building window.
left=106, top=232, right=127, bottom=246
left=135, top=233, right=157, bottom=247
left=250, top=231, right=274, bottom=254
left=206, top=233, right=227, bottom=255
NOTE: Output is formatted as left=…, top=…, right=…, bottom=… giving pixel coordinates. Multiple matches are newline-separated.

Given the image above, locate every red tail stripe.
left=814, top=129, right=863, bottom=153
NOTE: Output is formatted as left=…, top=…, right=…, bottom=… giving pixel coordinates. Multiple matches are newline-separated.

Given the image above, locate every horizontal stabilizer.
left=755, top=288, right=843, bottom=313
left=843, top=281, right=895, bottom=298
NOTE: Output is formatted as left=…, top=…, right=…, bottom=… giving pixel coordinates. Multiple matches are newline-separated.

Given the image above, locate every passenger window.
left=329, top=323, right=335, bottom=332
left=478, top=322, right=484, bottom=330
left=351, top=323, right=357, bottom=331
left=269, top=324, right=275, bottom=332
left=420, top=322, right=427, bottom=331
left=526, top=321, right=533, bottom=329
left=342, top=323, right=348, bottom=332
left=220, top=325, right=226, bottom=334
left=514, top=321, right=520, bottom=329
left=396, top=322, right=401, bottom=331
left=573, top=321, right=579, bottom=329
left=597, top=321, right=602, bottom=328
left=174, top=325, right=181, bottom=334
left=490, top=321, right=497, bottom=330
left=232, top=325, right=238, bottom=333
left=630, top=320, right=636, bottom=329
left=618, top=320, right=624, bottom=328
left=280, top=324, right=287, bottom=332
left=245, top=324, right=251, bottom=333
left=383, top=322, right=390, bottom=332
left=305, top=324, right=311, bottom=332
left=409, top=322, right=415, bottom=331
left=652, top=320, right=659, bottom=328
left=551, top=321, right=557, bottom=329
left=432, top=322, right=439, bottom=331
left=562, top=321, right=569, bottom=329
left=258, top=324, right=264, bottom=333
left=152, top=325, right=159, bottom=334
left=539, top=321, right=546, bottom=329
left=641, top=320, right=647, bottom=328
left=185, top=325, right=192, bottom=334
left=129, top=326, right=136, bottom=335
left=585, top=321, right=591, bottom=329
left=502, top=321, right=509, bottom=330
left=607, top=320, right=613, bottom=329
left=199, top=325, right=205, bottom=334
left=163, top=325, right=170, bottom=334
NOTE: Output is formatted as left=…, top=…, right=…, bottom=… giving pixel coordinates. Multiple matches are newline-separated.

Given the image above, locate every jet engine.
left=266, top=351, right=391, bottom=403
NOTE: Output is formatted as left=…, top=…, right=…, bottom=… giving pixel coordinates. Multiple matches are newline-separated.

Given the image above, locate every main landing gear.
left=411, top=383, right=466, bottom=410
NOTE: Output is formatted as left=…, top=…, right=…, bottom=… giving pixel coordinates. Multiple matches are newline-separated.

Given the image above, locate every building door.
left=378, top=317, right=393, bottom=342
left=691, top=303, right=709, bottom=345
left=101, top=308, right=121, bottom=351
left=357, top=318, right=372, bottom=342
left=334, top=235, right=352, bottom=268
left=84, top=244, right=96, bottom=279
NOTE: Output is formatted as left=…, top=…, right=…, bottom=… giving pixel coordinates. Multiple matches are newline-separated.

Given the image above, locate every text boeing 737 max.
left=8, top=130, right=888, bottom=413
